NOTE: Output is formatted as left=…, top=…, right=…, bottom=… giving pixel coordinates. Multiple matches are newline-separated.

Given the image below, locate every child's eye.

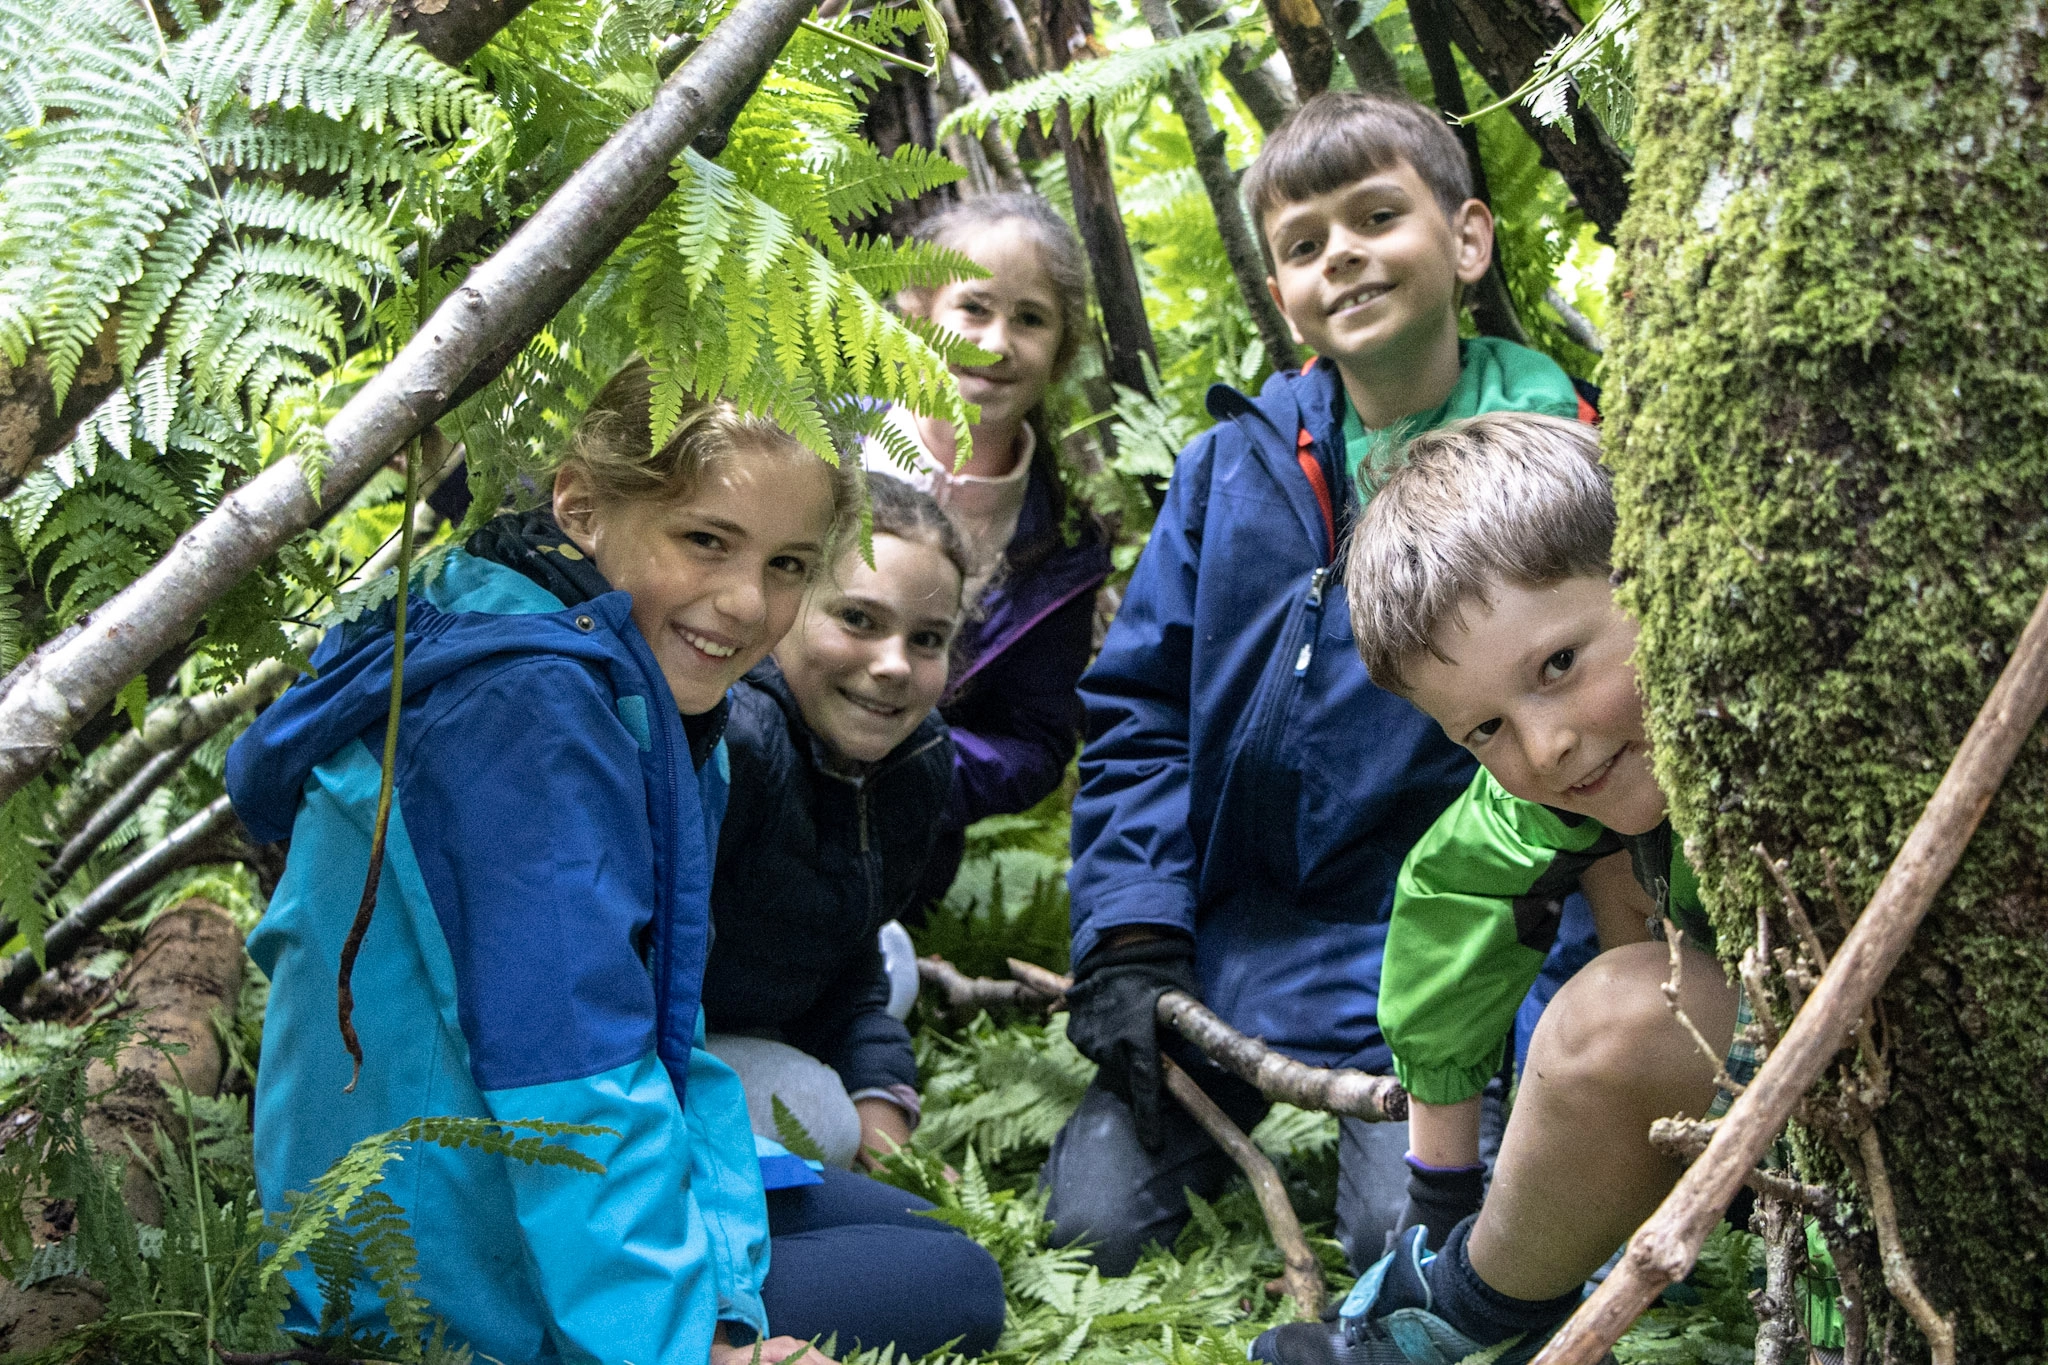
left=684, top=530, right=723, bottom=552
left=1286, top=237, right=1319, bottom=260
left=910, top=629, right=949, bottom=651
left=959, top=300, right=991, bottom=317
left=1466, top=717, right=1503, bottom=746
left=838, top=607, right=874, bottom=631
left=1542, top=648, right=1576, bottom=682
left=770, top=554, right=810, bottom=576
left=1017, top=308, right=1048, bottom=328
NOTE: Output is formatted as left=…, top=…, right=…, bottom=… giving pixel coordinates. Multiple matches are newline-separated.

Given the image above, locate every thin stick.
left=1160, top=1055, right=1327, bottom=1320
left=1748, top=1194, right=1808, bottom=1365
left=1855, top=1124, right=1955, bottom=1364
left=1658, top=928, right=1745, bottom=1096
left=916, top=955, right=1049, bottom=1012
left=1645, top=1117, right=1834, bottom=1215
left=1531, top=576, right=2048, bottom=1365
left=798, top=17, right=935, bottom=74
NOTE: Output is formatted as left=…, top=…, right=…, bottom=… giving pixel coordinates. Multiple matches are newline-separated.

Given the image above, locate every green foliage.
left=773, top=1094, right=829, bottom=1163
left=0, top=0, right=504, bottom=413
left=940, top=30, right=1235, bottom=141
left=915, top=782, right=1076, bottom=980
left=1464, top=0, right=1639, bottom=148
left=1611, top=1225, right=1760, bottom=1364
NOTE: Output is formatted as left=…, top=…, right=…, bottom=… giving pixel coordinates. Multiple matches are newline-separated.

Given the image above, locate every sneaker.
left=1248, top=1228, right=1545, bottom=1365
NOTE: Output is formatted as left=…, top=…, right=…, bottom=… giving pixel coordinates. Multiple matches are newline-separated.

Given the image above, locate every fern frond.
left=939, top=30, right=1232, bottom=140
left=1460, top=0, right=1640, bottom=144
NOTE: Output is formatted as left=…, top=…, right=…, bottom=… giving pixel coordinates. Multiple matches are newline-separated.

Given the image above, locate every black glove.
left=1394, top=1155, right=1485, bottom=1252
left=1063, top=936, right=1198, bottom=1152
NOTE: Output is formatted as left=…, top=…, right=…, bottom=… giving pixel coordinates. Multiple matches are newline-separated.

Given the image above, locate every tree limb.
left=0, top=0, right=819, bottom=810
left=998, top=957, right=1408, bottom=1122
left=1530, top=574, right=2048, bottom=1365
left=1161, top=1055, right=1327, bottom=1320
left=1313, top=0, right=1403, bottom=94
left=1173, top=0, right=1296, bottom=133
left=1645, top=1117, right=1835, bottom=1216
left=1137, top=0, right=1299, bottom=371
left=0, top=796, right=244, bottom=1008
left=1431, top=0, right=1631, bottom=241
left=917, top=954, right=1050, bottom=1011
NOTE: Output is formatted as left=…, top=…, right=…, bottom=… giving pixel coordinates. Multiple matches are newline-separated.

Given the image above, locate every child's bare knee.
left=1525, top=942, right=1699, bottom=1092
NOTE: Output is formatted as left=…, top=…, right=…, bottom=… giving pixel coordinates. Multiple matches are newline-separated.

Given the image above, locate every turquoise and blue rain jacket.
left=226, top=549, right=775, bottom=1362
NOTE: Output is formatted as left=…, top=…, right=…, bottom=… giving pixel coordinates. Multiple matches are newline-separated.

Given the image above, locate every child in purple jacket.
left=861, top=194, right=1112, bottom=904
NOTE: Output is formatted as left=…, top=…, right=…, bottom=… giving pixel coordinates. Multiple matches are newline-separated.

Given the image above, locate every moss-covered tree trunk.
left=1608, top=0, right=2048, bottom=1358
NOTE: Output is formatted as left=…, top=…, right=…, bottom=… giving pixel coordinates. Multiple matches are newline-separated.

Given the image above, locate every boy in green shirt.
left=1252, top=413, right=1747, bottom=1364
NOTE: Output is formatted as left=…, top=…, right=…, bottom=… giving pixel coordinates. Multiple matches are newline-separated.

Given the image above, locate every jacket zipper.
left=1294, top=566, right=1332, bottom=676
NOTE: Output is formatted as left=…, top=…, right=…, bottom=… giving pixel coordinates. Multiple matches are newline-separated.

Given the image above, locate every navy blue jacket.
left=703, top=662, right=950, bottom=1095
left=1068, top=361, right=1477, bottom=1072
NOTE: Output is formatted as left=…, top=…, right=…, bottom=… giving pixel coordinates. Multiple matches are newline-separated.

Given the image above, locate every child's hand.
left=853, top=1095, right=914, bottom=1172
left=711, top=1333, right=842, bottom=1365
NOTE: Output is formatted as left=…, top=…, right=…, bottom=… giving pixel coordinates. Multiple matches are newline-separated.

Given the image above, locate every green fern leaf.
left=939, top=31, right=1232, bottom=140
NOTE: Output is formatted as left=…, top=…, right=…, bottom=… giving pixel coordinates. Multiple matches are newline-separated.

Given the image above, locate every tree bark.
left=1137, top=0, right=1299, bottom=371
left=1173, top=0, right=1297, bottom=133
left=1261, top=0, right=1332, bottom=98
left=1407, top=0, right=1527, bottom=343
left=348, top=0, right=539, bottom=66
left=1039, top=0, right=1160, bottom=397
left=1605, top=0, right=2048, bottom=1354
left=1432, top=0, right=1631, bottom=242
left=0, top=0, right=817, bottom=810
left=1312, top=0, right=1403, bottom=95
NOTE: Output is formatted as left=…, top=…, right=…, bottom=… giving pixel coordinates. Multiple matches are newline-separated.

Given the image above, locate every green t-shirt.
left=1339, top=336, right=1582, bottom=497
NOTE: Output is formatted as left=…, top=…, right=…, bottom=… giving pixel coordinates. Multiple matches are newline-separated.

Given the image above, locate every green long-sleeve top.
left=1381, top=769, right=1709, bottom=1106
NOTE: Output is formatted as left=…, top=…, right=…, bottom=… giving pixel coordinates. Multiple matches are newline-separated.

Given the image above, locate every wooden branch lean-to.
left=0, top=0, right=819, bottom=810
left=1531, top=575, right=2048, bottom=1365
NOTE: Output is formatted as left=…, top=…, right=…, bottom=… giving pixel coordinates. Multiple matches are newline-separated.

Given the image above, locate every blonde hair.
left=1346, top=413, right=1614, bottom=693
left=563, top=357, right=857, bottom=519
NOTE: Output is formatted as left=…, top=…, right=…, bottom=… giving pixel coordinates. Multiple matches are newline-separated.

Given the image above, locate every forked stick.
left=1531, top=577, right=2048, bottom=1365
left=964, top=956, right=1332, bottom=1319
left=1003, top=957, right=1407, bottom=1122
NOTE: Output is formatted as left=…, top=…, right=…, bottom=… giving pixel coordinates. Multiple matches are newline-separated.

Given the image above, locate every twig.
left=0, top=795, right=241, bottom=1008
left=38, top=738, right=203, bottom=900
left=1529, top=573, right=2048, bottom=1365
left=1657, top=928, right=1745, bottom=1097
left=1854, top=1125, right=1955, bottom=1364
left=1754, top=846, right=1832, bottom=972
left=917, top=955, right=1050, bottom=1012
left=798, top=17, right=935, bottom=75
left=1646, top=1117, right=1835, bottom=1216
left=1816, top=1218, right=1870, bottom=1365
left=1160, top=1055, right=1327, bottom=1320
left=999, top=957, right=1408, bottom=1122
left=1736, top=902, right=1783, bottom=1052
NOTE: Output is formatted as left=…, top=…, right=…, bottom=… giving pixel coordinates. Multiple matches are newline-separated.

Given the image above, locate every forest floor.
left=0, top=791, right=1772, bottom=1364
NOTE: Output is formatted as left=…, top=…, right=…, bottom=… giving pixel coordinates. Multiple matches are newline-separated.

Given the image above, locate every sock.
left=1423, top=1216, right=1582, bottom=1344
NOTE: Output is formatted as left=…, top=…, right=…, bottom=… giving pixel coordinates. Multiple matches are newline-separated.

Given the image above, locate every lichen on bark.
left=1606, top=0, right=2048, bottom=1357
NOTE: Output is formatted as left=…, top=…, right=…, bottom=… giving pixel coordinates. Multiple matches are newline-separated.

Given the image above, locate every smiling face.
left=1261, top=159, right=1493, bottom=384
left=925, top=221, right=1063, bottom=461
left=554, top=448, right=837, bottom=715
left=775, top=532, right=965, bottom=764
left=1404, top=574, right=1666, bottom=835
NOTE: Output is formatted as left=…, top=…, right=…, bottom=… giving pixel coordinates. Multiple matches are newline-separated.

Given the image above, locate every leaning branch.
left=0, top=795, right=244, bottom=1007
left=1531, top=575, right=2048, bottom=1365
left=917, top=954, right=1052, bottom=1011
left=0, top=0, right=818, bottom=809
left=1162, top=1055, right=1327, bottom=1319
left=1138, top=0, right=1299, bottom=371
left=999, top=957, right=1408, bottom=1122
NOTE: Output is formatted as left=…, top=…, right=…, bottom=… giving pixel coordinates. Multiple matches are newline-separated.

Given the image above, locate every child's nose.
left=714, top=568, right=768, bottom=627
left=870, top=639, right=911, bottom=679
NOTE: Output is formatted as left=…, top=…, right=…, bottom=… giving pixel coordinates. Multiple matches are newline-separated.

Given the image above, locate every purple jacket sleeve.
left=942, top=587, right=1096, bottom=828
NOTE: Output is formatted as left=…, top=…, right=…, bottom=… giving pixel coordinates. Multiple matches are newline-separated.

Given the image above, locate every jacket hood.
left=228, top=590, right=643, bottom=844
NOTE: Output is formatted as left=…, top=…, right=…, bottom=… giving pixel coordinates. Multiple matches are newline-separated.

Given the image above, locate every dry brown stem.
left=916, top=955, right=1050, bottom=1012
left=995, top=957, right=1407, bottom=1122
left=1530, top=574, right=2048, bottom=1365
left=1646, top=1117, right=1834, bottom=1216
left=1657, top=928, right=1745, bottom=1098
left=1159, top=1056, right=1326, bottom=1320
left=1854, top=1125, right=1955, bottom=1365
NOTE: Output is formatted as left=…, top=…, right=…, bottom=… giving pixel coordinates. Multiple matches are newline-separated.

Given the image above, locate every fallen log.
left=0, top=901, right=246, bottom=1354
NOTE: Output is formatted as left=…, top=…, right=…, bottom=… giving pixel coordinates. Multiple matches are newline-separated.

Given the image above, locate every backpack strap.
left=1295, top=426, right=1336, bottom=565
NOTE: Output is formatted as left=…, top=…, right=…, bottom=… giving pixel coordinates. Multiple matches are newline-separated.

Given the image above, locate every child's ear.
left=1265, top=276, right=1308, bottom=346
left=552, top=465, right=601, bottom=554
left=1449, top=199, right=1497, bottom=286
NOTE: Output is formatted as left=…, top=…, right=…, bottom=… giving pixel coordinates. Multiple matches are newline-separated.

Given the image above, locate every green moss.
left=1606, top=0, right=2048, bottom=1356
